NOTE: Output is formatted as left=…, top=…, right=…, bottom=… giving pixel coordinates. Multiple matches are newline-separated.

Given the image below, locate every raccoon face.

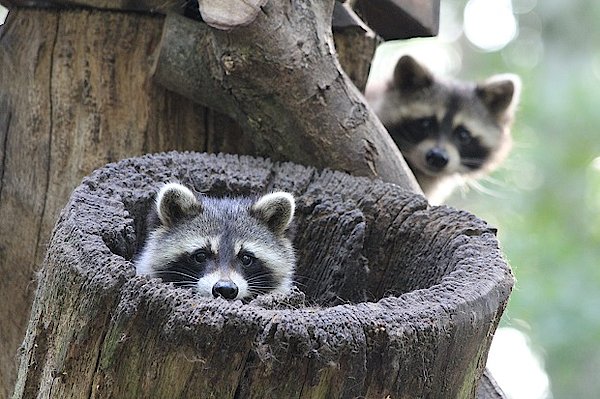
left=389, top=110, right=497, bottom=178
left=136, top=183, right=296, bottom=300
left=373, top=55, right=519, bottom=181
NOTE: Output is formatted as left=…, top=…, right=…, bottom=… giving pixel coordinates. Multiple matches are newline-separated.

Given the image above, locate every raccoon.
left=135, top=183, right=296, bottom=300
left=366, top=55, right=521, bottom=203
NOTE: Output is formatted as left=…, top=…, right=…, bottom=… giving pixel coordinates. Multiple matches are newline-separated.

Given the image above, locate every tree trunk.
left=0, top=8, right=249, bottom=397
left=13, top=152, right=513, bottom=399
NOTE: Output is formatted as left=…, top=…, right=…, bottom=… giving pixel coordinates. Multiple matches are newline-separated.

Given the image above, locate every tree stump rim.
left=57, top=150, right=513, bottom=328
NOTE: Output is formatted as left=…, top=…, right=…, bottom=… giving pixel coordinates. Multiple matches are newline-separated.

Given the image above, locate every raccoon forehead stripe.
left=170, top=235, right=220, bottom=256
left=208, top=236, right=220, bottom=254
left=453, top=113, right=502, bottom=147
left=237, top=240, right=295, bottom=276
left=145, top=234, right=220, bottom=271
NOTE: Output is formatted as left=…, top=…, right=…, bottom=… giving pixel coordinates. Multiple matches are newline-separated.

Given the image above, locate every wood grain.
left=0, top=9, right=249, bottom=397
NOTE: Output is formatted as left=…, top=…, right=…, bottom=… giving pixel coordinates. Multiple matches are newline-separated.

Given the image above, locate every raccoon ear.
left=476, top=74, right=521, bottom=120
left=155, top=183, right=202, bottom=227
left=251, top=192, right=295, bottom=236
left=393, top=55, right=434, bottom=92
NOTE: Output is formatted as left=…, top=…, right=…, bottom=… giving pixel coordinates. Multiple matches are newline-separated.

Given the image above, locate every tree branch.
left=152, top=2, right=421, bottom=192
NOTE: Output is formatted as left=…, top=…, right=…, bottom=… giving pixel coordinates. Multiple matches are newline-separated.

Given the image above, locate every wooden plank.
left=354, top=0, right=440, bottom=40
left=5, top=0, right=440, bottom=41
left=1, top=0, right=185, bottom=13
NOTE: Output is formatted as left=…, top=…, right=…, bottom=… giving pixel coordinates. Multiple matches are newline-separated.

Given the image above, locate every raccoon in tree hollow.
left=366, top=55, right=521, bottom=203
left=135, top=183, right=296, bottom=300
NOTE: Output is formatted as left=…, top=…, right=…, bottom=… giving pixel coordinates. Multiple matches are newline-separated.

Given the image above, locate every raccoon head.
left=374, top=55, right=520, bottom=186
left=136, top=183, right=296, bottom=300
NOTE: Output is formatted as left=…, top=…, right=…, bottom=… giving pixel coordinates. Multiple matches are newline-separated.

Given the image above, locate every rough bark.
left=152, top=8, right=420, bottom=190
left=0, top=5, right=386, bottom=396
left=332, top=2, right=380, bottom=93
left=0, top=8, right=250, bottom=398
left=14, top=152, right=513, bottom=399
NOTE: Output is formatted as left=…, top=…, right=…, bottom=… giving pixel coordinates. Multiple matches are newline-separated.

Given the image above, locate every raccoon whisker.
left=247, top=289, right=278, bottom=297
left=178, top=283, right=200, bottom=289
left=244, top=270, right=280, bottom=281
left=477, top=174, right=505, bottom=187
left=246, top=283, right=280, bottom=291
left=245, top=280, right=281, bottom=290
left=289, top=279, right=309, bottom=288
left=152, top=270, right=199, bottom=280
left=460, top=158, right=490, bottom=167
left=244, top=272, right=275, bottom=280
left=152, top=270, right=200, bottom=281
left=465, top=179, right=507, bottom=199
left=246, top=284, right=281, bottom=292
left=247, top=285, right=280, bottom=291
left=290, top=275, right=318, bottom=284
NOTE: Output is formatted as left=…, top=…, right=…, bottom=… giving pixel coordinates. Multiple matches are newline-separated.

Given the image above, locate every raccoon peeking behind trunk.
left=366, top=55, right=521, bottom=204
left=135, top=183, right=296, bottom=300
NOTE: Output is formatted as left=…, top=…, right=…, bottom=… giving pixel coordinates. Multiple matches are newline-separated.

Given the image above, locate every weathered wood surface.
left=14, top=152, right=514, bottom=399
left=353, top=0, right=440, bottom=40
left=332, top=2, right=380, bottom=93
left=152, top=9, right=420, bottom=190
left=476, top=369, right=508, bottom=399
left=0, top=5, right=388, bottom=396
left=0, top=0, right=184, bottom=13
left=0, top=9, right=250, bottom=398
left=2, top=0, right=440, bottom=41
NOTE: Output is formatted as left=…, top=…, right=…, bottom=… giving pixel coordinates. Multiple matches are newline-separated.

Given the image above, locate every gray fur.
left=251, top=192, right=295, bottom=236
left=135, top=183, right=296, bottom=299
left=366, top=55, right=521, bottom=203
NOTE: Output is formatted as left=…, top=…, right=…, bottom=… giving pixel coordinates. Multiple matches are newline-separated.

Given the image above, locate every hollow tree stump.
left=0, top=3, right=389, bottom=395
left=14, top=152, right=513, bottom=398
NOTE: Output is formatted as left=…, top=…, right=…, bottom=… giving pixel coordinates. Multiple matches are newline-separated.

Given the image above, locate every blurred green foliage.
left=446, top=1, right=600, bottom=397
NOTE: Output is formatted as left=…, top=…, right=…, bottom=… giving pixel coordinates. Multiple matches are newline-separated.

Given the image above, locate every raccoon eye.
left=239, top=252, right=255, bottom=267
left=454, top=126, right=473, bottom=144
left=416, top=117, right=436, bottom=130
left=192, top=250, right=209, bottom=263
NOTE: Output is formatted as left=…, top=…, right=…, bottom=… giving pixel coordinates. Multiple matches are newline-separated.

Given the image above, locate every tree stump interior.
left=14, top=152, right=513, bottom=398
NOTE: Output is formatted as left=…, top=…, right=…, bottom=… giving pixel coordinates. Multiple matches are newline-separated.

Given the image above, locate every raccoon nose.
left=425, top=148, right=449, bottom=170
left=212, top=280, right=239, bottom=300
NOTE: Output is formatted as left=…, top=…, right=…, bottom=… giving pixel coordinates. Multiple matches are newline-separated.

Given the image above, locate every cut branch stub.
left=198, top=0, right=269, bottom=30
left=152, top=4, right=421, bottom=193
left=14, top=152, right=513, bottom=398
